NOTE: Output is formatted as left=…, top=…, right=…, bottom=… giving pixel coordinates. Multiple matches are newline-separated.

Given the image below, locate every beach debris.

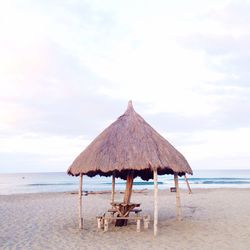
left=70, top=189, right=148, bottom=195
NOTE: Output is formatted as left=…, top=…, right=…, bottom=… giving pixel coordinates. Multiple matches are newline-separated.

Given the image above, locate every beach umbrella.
left=67, top=101, right=193, bottom=235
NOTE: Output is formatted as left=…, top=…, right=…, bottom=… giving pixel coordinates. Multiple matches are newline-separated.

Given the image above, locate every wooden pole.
left=79, top=173, right=83, bottom=229
left=153, top=169, right=158, bottom=236
left=123, top=171, right=134, bottom=204
left=116, top=171, right=134, bottom=227
left=174, top=174, right=181, bottom=221
left=184, top=174, right=192, bottom=194
left=111, top=172, right=115, bottom=203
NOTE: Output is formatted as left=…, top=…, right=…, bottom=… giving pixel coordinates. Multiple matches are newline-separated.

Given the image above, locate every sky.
left=0, top=0, right=250, bottom=173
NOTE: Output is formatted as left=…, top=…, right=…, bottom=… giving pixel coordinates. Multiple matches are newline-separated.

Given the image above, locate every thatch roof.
left=67, top=101, right=192, bottom=180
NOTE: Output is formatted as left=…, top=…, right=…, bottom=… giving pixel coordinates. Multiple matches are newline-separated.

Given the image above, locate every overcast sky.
left=0, top=0, right=250, bottom=173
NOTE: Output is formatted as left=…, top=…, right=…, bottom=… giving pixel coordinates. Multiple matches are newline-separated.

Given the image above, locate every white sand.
left=1, top=189, right=250, bottom=250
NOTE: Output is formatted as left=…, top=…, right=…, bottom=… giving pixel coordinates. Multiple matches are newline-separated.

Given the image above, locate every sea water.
left=0, top=169, right=250, bottom=195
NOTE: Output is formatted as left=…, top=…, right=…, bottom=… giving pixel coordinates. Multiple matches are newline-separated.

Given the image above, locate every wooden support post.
left=174, top=174, right=182, bottom=221
left=111, top=172, right=115, bottom=203
left=184, top=174, right=192, bottom=194
left=153, top=169, right=158, bottom=236
left=114, top=171, right=134, bottom=227
left=79, top=173, right=83, bottom=229
left=123, top=172, right=134, bottom=204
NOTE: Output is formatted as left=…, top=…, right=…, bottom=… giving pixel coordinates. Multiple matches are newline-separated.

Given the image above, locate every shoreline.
left=1, top=187, right=250, bottom=197
left=2, top=169, right=250, bottom=196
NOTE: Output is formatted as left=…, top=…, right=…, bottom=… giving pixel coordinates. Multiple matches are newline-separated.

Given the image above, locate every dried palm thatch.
left=67, top=101, right=192, bottom=180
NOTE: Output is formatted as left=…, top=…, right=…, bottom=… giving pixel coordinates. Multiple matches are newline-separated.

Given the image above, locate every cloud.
left=178, top=2, right=250, bottom=78
left=0, top=43, right=126, bottom=138
left=0, top=152, right=69, bottom=173
left=180, top=127, right=250, bottom=169
left=173, top=1, right=250, bottom=136
left=0, top=0, right=129, bottom=139
left=0, top=133, right=91, bottom=172
left=205, top=1, right=250, bottom=29
left=179, top=32, right=250, bottom=84
left=179, top=34, right=248, bottom=56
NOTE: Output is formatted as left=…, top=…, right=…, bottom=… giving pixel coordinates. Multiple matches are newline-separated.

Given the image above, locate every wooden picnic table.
left=96, top=202, right=150, bottom=232
left=110, top=202, right=141, bottom=226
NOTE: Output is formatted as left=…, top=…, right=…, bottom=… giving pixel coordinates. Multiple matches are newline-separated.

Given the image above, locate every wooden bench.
left=108, top=208, right=142, bottom=216
left=96, top=214, right=150, bottom=232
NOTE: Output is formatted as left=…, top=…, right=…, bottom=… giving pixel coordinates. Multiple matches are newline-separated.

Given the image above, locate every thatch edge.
left=67, top=166, right=192, bottom=180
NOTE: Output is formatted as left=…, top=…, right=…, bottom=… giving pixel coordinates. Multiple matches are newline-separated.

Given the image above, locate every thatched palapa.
left=67, top=101, right=192, bottom=179
left=67, top=101, right=193, bottom=236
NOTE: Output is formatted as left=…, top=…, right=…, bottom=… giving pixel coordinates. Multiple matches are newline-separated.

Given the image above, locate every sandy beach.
left=1, top=188, right=250, bottom=250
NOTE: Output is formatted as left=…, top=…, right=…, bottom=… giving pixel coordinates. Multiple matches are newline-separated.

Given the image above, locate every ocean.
left=0, top=169, right=250, bottom=195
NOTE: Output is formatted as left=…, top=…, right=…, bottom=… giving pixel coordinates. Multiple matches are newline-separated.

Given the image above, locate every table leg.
left=136, top=218, right=141, bottom=232
left=104, top=218, right=109, bottom=232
